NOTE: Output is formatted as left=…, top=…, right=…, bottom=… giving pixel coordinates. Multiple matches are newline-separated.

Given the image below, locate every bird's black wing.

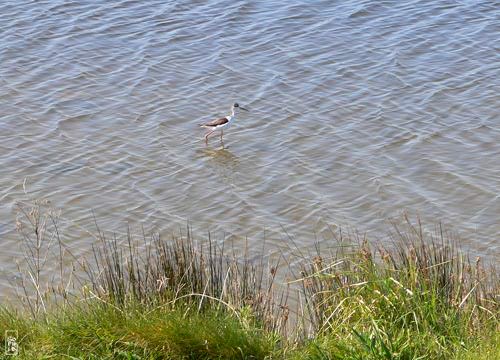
left=200, top=117, right=229, bottom=127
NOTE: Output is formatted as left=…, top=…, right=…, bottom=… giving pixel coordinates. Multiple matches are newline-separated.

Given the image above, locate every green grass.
left=291, top=220, right=499, bottom=359
left=1, top=204, right=498, bottom=359
left=1, top=303, right=278, bottom=359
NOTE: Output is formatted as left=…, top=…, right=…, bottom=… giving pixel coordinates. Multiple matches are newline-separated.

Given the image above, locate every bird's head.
left=232, top=102, right=249, bottom=113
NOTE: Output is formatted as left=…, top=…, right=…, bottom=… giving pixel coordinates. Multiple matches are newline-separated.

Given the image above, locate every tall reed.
left=83, top=225, right=292, bottom=335
left=297, top=216, right=499, bottom=358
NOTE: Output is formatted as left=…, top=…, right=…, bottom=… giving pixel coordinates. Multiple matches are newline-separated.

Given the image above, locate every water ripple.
left=0, top=0, right=499, bottom=297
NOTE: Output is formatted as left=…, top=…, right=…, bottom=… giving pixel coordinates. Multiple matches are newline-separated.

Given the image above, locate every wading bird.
left=200, top=103, right=248, bottom=144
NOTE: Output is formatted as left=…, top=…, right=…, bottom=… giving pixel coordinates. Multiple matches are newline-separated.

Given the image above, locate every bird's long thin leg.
left=205, top=130, right=215, bottom=144
left=220, top=130, right=223, bottom=142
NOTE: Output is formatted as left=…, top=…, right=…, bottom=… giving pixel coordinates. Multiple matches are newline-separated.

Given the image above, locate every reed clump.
left=295, top=219, right=499, bottom=359
left=0, top=203, right=498, bottom=359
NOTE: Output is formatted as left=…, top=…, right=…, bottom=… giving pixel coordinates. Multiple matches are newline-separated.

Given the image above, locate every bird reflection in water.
left=198, top=146, right=240, bottom=184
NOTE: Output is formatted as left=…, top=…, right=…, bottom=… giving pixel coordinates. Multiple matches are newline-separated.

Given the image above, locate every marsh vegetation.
left=1, top=202, right=498, bottom=359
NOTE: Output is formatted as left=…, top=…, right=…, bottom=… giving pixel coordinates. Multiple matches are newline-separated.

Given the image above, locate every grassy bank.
left=1, top=204, right=498, bottom=359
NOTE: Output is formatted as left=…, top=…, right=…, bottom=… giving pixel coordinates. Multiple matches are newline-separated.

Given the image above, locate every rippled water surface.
left=1, top=0, right=499, bottom=293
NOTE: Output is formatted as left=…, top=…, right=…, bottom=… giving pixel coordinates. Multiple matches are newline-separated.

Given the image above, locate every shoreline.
left=1, top=203, right=498, bottom=359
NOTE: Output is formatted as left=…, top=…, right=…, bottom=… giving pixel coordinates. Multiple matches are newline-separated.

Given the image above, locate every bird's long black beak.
left=240, top=107, right=249, bottom=111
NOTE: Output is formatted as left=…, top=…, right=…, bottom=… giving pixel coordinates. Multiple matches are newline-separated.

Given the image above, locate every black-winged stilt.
left=200, top=103, right=248, bottom=144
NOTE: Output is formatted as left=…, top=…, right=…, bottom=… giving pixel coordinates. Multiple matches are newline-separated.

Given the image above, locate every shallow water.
left=1, top=0, right=499, bottom=294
